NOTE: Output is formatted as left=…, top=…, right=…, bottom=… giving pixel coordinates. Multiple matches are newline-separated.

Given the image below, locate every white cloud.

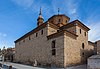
left=87, top=22, right=100, bottom=42
left=85, top=10, right=100, bottom=42
left=11, top=0, right=34, bottom=9
left=64, top=0, right=77, bottom=15
left=3, top=34, right=7, bottom=37
left=10, top=0, right=79, bottom=21
left=10, top=0, right=100, bottom=43
left=0, top=33, right=7, bottom=37
left=0, top=35, right=14, bottom=49
left=0, top=33, right=8, bottom=49
left=71, top=8, right=76, bottom=14
left=0, top=43, right=14, bottom=49
left=51, top=0, right=79, bottom=21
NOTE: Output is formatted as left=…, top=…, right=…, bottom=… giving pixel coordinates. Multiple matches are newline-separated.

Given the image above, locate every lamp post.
left=2, top=46, right=5, bottom=68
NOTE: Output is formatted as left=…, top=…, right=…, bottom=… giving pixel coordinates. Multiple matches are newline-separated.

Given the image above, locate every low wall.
left=88, top=55, right=100, bottom=69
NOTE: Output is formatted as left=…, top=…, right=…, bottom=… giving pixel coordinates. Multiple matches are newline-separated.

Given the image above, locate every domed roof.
left=48, top=14, right=70, bottom=21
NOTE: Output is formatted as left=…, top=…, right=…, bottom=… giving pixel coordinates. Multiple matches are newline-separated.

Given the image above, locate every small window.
left=36, top=33, right=38, bottom=37
left=41, top=30, right=43, bottom=35
left=51, top=21, right=53, bottom=23
left=95, top=42, right=97, bottom=44
left=82, top=43, right=84, bottom=49
left=29, top=36, right=31, bottom=40
left=57, top=30, right=59, bottom=32
left=82, top=52, right=84, bottom=57
left=58, top=19, right=61, bottom=22
left=84, top=32, right=86, bottom=36
left=19, top=42, right=20, bottom=45
left=80, top=29, right=81, bottom=34
left=52, top=49, right=56, bottom=56
left=52, top=40, right=56, bottom=48
left=23, top=39, right=25, bottom=42
left=66, top=20, right=67, bottom=23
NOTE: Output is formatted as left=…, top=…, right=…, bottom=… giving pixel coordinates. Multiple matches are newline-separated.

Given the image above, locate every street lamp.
left=2, top=46, right=5, bottom=68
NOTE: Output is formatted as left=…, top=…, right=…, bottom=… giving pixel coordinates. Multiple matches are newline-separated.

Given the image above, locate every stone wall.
left=15, top=26, right=49, bottom=64
left=66, top=26, right=76, bottom=34
left=88, top=55, right=100, bottom=69
left=63, top=25, right=94, bottom=67
left=96, top=40, right=100, bottom=54
left=88, top=41, right=95, bottom=55
left=47, top=35, right=64, bottom=67
left=76, top=25, right=93, bottom=63
left=64, top=33, right=80, bottom=67
left=15, top=16, right=94, bottom=68
left=15, top=24, right=65, bottom=67
left=47, top=24, right=58, bottom=35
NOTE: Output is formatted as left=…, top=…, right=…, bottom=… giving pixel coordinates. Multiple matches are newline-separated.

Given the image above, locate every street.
left=0, top=62, right=87, bottom=69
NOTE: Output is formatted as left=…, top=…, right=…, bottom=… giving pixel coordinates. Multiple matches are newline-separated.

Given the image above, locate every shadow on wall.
left=80, top=49, right=94, bottom=64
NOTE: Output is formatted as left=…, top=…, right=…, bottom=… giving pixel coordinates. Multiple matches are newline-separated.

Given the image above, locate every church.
left=14, top=8, right=94, bottom=67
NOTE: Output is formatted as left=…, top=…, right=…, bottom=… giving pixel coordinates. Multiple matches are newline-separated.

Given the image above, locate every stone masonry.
left=14, top=10, right=94, bottom=67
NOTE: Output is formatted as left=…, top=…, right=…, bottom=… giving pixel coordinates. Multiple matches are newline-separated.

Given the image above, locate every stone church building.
left=15, top=9, right=94, bottom=67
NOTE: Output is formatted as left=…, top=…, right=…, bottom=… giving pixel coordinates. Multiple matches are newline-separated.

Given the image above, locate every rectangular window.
left=52, top=49, right=56, bottom=55
left=29, top=36, right=31, bottom=40
left=51, top=21, right=53, bottom=23
left=57, top=30, right=59, bottom=32
left=58, top=19, right=61, bottom=22
left=36, top=33, right=38, bottom=37
left=19, top=42, right=20, bottom=45
left=84, top=32, right=86, bottom=36
left=52, top=40, right=56, bottom=48
left=82, top=43, right=84, bottom=49
left=41, top=30, right=43, bottom=35
left=80, top=29, right=81, bottom=34
left=23, top=39, right=25, bottom=42
left=82, top=52, right=84, bottom=57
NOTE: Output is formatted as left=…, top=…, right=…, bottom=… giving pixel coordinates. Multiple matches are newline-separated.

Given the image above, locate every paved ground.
left=0, top=62, right=87, bottom=69
left=0, top=62, right=43, bottom=69
left=66, top=64, right=87, bottom=69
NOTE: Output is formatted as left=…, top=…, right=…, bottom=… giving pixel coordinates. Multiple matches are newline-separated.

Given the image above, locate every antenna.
left=39, top=7, right=42, bottom=15
left=58, top=8, right=60, bottom=15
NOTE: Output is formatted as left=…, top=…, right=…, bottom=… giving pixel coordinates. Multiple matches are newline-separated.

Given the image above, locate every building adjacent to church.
left=14, top=9, right=94, bottom=67
left=87, top=40, right=100, bottom=69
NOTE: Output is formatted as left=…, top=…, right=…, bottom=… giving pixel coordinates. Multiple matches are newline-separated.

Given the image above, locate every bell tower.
left=37, top=7, right=44, bottom=26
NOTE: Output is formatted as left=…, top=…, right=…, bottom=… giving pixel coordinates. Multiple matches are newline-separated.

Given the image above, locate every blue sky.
left=0, top=0, right=100, bottom=48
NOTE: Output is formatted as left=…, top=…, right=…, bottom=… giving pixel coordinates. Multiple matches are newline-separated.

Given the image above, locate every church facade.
left=14, top=9, right=94, bottom=67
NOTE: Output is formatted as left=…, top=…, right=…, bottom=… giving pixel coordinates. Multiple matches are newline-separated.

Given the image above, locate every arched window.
left=82, top=43, right=84, bottom=49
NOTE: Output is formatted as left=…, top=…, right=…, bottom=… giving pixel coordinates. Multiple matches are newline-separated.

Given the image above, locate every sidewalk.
left=0, top=62, right=45, bottom=69
left=0, top=61, right=87, bottom=69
